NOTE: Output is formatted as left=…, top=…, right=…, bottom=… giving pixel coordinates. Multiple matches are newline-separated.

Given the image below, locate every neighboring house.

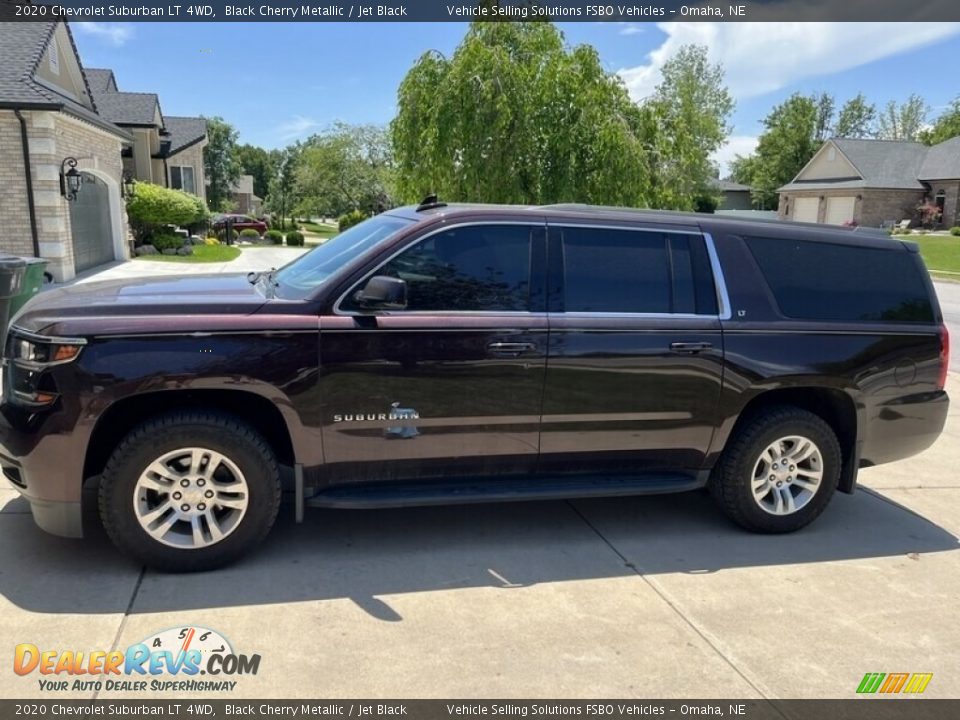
left=712, top=179, right=755, bottom=211
left=85, top=68, right=208, bottom=203
left=778, top=137, right=960, bottom=228
left=231, top=174, right=262, bottom=216
left=0, top=21, right=132, bottom=281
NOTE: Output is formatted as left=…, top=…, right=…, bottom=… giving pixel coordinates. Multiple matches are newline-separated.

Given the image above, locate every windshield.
left=273, top=214, right=413, bottom=299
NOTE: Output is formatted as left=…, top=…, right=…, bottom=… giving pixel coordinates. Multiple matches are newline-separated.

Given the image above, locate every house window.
left=49, top=39, right=59, bottom=75
left=935, top=190, right=946, bottom=222
left=170, top=166, right=196, bottom=195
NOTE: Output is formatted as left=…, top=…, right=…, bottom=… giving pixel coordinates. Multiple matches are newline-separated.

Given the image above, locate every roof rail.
left=416, top=193, right=447, bottom=212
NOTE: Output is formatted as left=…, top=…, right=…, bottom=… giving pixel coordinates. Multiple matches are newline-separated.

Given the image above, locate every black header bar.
left=1, top=0, right=957, bottom=22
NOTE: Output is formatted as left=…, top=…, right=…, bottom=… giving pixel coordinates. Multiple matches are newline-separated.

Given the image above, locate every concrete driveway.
left=2, top=373, right=958, bottom=700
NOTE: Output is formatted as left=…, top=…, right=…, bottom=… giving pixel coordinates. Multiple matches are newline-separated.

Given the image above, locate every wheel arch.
left=716, top=386, right=861, bottom=494
left=83, top=390, right=297, bottom=484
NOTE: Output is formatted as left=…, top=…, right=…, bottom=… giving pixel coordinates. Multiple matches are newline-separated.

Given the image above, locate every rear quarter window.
left=744, top=237, right=934, bottom=323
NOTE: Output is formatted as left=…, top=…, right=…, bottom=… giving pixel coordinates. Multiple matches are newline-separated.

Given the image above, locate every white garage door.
left=793, top=197, right=820, bottom=223
left=825, top=196, right=857, bottom=225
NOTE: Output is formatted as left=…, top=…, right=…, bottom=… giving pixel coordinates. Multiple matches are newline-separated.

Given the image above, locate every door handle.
left=487, top=341, right=536, bottom=357
left=669, top=341, right=714, bottom=353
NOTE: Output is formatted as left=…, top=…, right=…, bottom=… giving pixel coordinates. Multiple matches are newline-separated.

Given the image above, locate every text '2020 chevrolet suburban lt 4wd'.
left=0, top=202, right=950, bottom=571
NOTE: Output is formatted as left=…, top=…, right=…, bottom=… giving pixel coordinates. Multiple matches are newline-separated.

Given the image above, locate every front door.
left=318, top=222, right=548, bottom=485
left=539, top=224, right=725, bottom=475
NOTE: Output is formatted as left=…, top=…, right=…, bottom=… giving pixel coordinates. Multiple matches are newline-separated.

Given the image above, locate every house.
left=231, top=174, right=263, bottom=216
left=0, top=21, right=132, bottom=281
left=0, top=21, right=209, bottom=281
left=711, top=179, right=755, bottom=211
left=778, top=137, right=960, bottom=228
left=85, top=69, right=208, bottom=203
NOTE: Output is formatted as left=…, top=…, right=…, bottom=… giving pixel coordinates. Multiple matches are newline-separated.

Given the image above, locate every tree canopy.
left=920, top=97, right=960, bottom=146
left=392, top=22, right=660, bottom=208
left=202, top=116, right=242, bottom=212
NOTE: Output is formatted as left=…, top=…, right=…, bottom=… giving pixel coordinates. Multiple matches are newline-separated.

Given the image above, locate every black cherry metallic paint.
left=0, top=204, right=949, bottom=539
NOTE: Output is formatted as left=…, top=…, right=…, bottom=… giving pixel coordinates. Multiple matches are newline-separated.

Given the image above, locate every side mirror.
left=354, top=275, right=407, bottom=310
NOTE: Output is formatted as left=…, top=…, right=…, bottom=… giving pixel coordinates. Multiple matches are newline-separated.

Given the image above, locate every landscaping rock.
left=162, top=248, right=178, bottom=256
left=176, top=246, right=193, bottom=256
left=186, top=235, right=204, bottom=246
left=135, top=245, right=158, bottom=256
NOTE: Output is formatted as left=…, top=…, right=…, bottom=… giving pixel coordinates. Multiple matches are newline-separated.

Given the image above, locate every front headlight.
left=3, top=329, right=87, bottom=408
left=12, top=338, right=83, bottom=365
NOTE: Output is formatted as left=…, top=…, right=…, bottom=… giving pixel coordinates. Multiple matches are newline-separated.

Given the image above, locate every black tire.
left=710, top=406, right=841, bottom=533
left=98, top=411, right=280, bottom=572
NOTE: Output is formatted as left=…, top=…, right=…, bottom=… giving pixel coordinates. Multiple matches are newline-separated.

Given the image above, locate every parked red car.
left=212, top=214, right=267, bottom=236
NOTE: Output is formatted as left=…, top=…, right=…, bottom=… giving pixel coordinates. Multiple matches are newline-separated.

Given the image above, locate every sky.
left=72, top=21, right=960, bottom=175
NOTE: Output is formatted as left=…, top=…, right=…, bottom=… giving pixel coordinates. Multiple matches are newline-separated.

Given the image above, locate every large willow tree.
left=390, top=22, right=657, bottom=207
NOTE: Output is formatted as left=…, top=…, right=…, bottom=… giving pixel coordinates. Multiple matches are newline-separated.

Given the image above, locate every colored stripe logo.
left=857, top=672, right=933, bottom=694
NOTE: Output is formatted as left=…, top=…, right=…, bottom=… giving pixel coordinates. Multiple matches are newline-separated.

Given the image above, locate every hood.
left=13, top=274, right=270, bottom=336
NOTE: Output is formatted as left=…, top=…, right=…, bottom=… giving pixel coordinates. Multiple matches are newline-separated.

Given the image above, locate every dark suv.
left=0, top=203, right=950, bottom=570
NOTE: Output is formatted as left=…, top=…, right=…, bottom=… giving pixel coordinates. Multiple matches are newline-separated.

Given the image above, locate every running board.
left=304, top=473, right=703, bottom=509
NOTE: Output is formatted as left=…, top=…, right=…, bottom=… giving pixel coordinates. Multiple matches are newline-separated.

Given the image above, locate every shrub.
left=239, top=228, right=261, bottom=240
left=950, top=226, right=960, bottom=236
left=286, top=231, right=305, bottom=247
left=151, top=233, right=184, bottom=252
left=265, top=230, right=284, bottom=245
left=204, top=237, right=221, bottom=246
left=338, top=209, right=368, bottom=232
left=216, top=228, right=240, bottom=242
left=127, top=182, right=208, bottom=243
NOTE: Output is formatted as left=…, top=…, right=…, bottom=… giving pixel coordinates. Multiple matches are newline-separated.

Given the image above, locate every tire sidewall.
left=726, top=413, right=840, bottom=532
left=101, top=417, right=279, bottom=571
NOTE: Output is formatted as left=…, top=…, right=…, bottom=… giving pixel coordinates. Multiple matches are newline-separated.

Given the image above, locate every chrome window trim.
left=332, top=220, right=732, bottom=321
left=333, top=221, right=545, bottom=317
left=702, top=232, right=732, bottom=320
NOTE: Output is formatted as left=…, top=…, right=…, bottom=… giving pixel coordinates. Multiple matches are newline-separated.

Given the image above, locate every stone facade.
left=0, top=109, right=130, bottom=282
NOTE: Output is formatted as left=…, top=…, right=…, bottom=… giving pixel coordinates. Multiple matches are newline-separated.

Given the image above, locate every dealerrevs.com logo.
left=14, top=626, right=260, bottom=693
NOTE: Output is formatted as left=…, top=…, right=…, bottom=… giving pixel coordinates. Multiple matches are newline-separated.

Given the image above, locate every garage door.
left=69, top=173, right=115, bottom=273
left=825, top=196, right=856, bottom=226
left=793, top=197, right=820, bottom=223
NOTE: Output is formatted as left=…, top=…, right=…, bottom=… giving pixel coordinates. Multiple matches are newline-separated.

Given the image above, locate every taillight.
left=939, top=324, right=950, bottom=391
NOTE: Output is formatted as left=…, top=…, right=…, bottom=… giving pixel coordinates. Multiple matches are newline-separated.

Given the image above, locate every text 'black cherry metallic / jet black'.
left=0, top=203, right=950, bottom=570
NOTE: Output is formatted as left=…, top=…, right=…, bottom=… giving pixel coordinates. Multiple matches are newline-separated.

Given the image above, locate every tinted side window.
left=561, top=228, right=714, bottom=314
left=745, top=237, right=934, bottom=322
left=376, top=225, right=532, bottom=312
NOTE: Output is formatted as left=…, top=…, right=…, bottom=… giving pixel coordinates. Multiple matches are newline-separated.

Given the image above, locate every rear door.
left=318, top=221, right=548, bottom=485
left=539, top=223, right=726, bottom=475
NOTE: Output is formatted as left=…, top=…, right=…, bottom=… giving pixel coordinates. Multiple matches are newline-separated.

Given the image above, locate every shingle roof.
left=85, top=68, right=116, bottom=94
left=712, top=179, right=752, bottom=192
left=163, top=115, right=207, bottom=154
left=832, top=138, right=929, bottom=189
left=0, top=21, right=130, bottom=139
left=919, top=137, right=960, bottom=180
left=91, top=89, right=160, bottom=125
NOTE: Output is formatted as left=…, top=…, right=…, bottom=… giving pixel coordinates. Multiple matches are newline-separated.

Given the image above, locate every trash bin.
left=0, top=255, right=28, bottom=352
left=8, top=257, right=49, bottom=317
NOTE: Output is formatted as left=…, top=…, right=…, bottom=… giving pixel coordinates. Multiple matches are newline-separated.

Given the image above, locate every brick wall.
left=929, top=180, right=960, bottom=228
left=779, top=188, right=923, bottom=227
left=0, top=112, right=37, bottom=258
left=0, top=110, right=130, bottom=282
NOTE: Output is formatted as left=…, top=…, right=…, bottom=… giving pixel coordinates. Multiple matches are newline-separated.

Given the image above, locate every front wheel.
left=98, top=411, right=281, bottom=571
left=710, top=406, right=841, bottom=533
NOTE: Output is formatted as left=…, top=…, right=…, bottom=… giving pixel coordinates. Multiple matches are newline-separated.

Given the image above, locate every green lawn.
left=910, top=234, right=960, bottom=275
left=134, top=244, right=242, bottom=263
left=298, top=221, right=338, bottom=237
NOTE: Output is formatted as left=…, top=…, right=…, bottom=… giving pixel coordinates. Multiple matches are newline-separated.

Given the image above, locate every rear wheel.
left=98, top=411, right=280, bottom=571
left=710, top=406, right=841, bottom=533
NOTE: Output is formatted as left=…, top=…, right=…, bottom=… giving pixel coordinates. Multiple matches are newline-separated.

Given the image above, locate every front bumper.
left=1, top=451, right=84, bottom=538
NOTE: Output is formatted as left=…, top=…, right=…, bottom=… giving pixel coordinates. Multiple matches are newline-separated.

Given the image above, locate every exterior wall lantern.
left=59, top=157, right=82, bottom=201
left=122, top=173, right=136, bottom=199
